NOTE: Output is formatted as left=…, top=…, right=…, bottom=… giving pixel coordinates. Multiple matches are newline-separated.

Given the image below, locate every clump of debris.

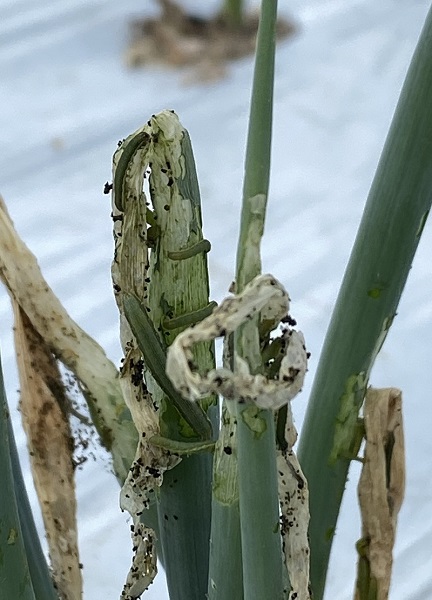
left=125, top=0, right=297, bottom=82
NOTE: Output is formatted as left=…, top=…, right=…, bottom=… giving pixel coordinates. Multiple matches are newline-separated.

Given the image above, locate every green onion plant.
left=1, top=2, right=432, bottom=599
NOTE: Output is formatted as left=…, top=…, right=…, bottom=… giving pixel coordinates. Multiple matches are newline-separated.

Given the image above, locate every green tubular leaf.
left=9, top=418, right=59, bottom=600
left=208, top=500, right=243, bottom=600
left=207, top=403, right=244, bottom=600
left=123, top=293, right=212, bottom=441
left=232, top=1, right=285, bottom=599
left=234, top=408, right=283, bottom=600
left=156, top=450, right=215, bottom=600
left=298, top=7, right=432, bottom=599
left=0, top=353, right=39, bottom=600
left=222, top=0, right=244, bottom=26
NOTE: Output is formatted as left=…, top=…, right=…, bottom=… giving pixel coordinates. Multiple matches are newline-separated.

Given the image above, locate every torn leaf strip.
left=277, top=402, right=311, bottom=600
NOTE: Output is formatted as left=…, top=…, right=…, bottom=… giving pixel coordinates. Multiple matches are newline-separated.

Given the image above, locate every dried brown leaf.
left=14, top=304, right=82, bottom=600
left=355, top=387, right=405, bottom=600
left=0, top=195, right=135, bottom=482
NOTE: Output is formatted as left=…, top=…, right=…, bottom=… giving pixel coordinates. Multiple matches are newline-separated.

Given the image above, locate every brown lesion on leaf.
left=124, top=0, right=297, bottom=82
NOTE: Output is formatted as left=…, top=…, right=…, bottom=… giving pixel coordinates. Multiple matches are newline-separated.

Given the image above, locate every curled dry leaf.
left=166, top=273, right=308, bottom=410
left=355, top=387, right=405, bottom=600
left=13, top=305, right=82, bottom=600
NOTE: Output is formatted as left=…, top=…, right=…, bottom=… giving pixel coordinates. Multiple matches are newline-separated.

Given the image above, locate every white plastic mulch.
left=1, top=0, right=432, bottom=598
